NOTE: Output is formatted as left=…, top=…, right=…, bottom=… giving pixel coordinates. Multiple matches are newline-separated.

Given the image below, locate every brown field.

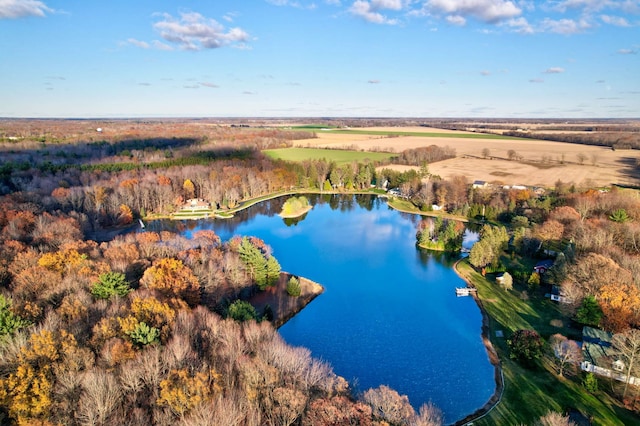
left=294, top=127, right=640, bottom=188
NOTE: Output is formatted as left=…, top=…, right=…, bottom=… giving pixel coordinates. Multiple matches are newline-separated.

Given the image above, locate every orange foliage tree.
left=157, top=368, right=221, bottom=419
left=140, top=258, right=200, bottom=306
left=598, top=282, right=640, bottom=332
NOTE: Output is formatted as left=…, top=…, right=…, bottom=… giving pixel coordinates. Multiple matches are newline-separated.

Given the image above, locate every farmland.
left=290, top=126, right=640, bottom=188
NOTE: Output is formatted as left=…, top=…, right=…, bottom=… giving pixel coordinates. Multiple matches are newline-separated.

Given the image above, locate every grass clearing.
left=456, top=260, right=640, bottom=425
left=263, top=147, right=396, bottom=164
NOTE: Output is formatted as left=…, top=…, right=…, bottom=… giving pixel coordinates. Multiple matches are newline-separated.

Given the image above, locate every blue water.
left=150, top=194, right=494, bottom=423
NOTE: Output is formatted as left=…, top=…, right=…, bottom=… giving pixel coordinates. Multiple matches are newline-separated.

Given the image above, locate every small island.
left=416, top=217, right=465, bottom=252
left=279, top=195, right=313, bottom=218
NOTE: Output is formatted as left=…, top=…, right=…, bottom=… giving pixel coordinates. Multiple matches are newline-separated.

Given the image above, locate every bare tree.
left=482, top=148, right=490, bottom=159
left=537, top=411, right=576, bottom=426
left=576, top=152, right=587, bottom=165
left=363, top=385, right=415, bottom=425
left=78, top=369, right=122, bottom=426
left=507, top=149, right=517, bottom=160
left=611, top=328, right=640, bottom=399
left=549, top=334, right=582, bottom=376
left=411, top=402, right=443, bottom=426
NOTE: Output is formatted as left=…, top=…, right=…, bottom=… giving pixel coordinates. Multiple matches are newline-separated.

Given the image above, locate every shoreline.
left=247, top=272, right=324, bottom=329
left=144, top=189, right=471, bottom=223
left=452, top=258, right=504, bottom=426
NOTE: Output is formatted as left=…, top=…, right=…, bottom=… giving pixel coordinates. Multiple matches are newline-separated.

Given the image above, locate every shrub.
left=127, top=321, right=160, bottom=347
left=0, top=295, right=29, bottom=340
left=583, top=372, right=598, bottom=393
left=228, top=300, right=257, bottom=322
left=287, top=276, right=302, bottom=297
left=508, top=329, right=544, bottom=366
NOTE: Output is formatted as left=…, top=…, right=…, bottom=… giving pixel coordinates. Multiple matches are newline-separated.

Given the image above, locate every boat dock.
left=455, top=287, right=477, bottom=296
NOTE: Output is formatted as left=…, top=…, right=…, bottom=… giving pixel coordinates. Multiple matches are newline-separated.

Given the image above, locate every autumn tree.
left=158, top=368, right=221, bottom=419
left=118, top=204, right=134, bottom=225
left=598, top=282, right=640, bottom=332
left=535, top=219, right=564, bottom=252
left=140, top=258, right=200, bottom=306
left=183, top=179, right=196, bottom=199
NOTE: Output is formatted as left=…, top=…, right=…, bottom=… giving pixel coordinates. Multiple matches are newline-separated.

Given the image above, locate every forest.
left=1, top=119, right=640, bottom=425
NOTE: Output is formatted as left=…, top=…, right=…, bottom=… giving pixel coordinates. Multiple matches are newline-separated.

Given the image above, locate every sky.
left=0, top=0, right=639, bottom=118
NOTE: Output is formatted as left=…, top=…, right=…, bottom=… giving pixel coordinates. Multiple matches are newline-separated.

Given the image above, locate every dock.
left=455, top=287, right=477, bottom=296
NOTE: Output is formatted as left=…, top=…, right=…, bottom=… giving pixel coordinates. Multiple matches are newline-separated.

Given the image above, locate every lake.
left=149, top=194, right=494, bottom=423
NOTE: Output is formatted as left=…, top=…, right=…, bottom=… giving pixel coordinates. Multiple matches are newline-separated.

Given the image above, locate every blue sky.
left=1, top=0, right=638, bottom=118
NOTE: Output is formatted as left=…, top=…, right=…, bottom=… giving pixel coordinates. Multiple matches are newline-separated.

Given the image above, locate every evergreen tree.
left=575, top=295, right=603, bottom=326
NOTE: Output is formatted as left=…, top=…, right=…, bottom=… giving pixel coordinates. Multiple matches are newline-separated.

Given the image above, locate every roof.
left=535, top=259, right=554, bottom=268
left=583, top=326, right=612, bottom=346
left=582, top=326, right=614, bottom=367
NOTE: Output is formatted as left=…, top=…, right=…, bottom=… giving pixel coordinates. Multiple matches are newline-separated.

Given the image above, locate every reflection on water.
left=146, top=194, right=493, bottom=423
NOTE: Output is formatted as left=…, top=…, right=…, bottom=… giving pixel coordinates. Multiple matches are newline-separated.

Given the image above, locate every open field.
left=293, top=126, right=640, bottom=188
left=263, top=147, right=397, bottom=164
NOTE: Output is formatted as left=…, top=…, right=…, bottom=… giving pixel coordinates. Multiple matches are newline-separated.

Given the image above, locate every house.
left=580, top=326, right=639, bottom=384
left=472, top=180, right=487, bottom=189
left=183, top=198, right=211, bottom=210
left=547, top=285, right=571, bottom=303
left=533, top=259, right=554, bottom=274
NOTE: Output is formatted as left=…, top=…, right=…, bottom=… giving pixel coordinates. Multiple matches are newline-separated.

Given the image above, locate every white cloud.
left=446, top=14, right=466, bottom=25
left=539, top=17, right=591, bottom=34
left=427, top=0, right=522, bottom=24
left=368, top=79, right=381, bottom=83
left=127, top=38, right=150, bottom=49
left=200, top=82, right=219, bottom=88
left=543, top=67, right=565, bottom=73
left=618, top=48, right=637, bottom=54
left=529, top=78, right=544, bottom=83
left=153, top=11, right=250, bottom=51
left=0, top=0, right=51, bottom=19
left=502, top=16, right=534, bottom=33
left=349, top=0, right=399, bottom=24
left=480, top=70, right=491, bottom=76
left=371, top=0, right=404, bottom=10
left=601, top=14, right=631, bottom=27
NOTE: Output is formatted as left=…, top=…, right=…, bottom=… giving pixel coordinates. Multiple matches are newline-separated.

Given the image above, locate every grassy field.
left=455, top=260, right=640, bottom=425
left=263, top=147, right=397, bottom=164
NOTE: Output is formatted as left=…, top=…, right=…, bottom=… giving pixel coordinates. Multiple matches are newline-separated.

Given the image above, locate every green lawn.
left=262, top=147, right=396, bottom=164
left=456, top=260, right=640, bottom=425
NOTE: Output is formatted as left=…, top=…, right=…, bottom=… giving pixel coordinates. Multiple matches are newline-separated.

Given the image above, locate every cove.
left=148, top=194, right=494, bottom=423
